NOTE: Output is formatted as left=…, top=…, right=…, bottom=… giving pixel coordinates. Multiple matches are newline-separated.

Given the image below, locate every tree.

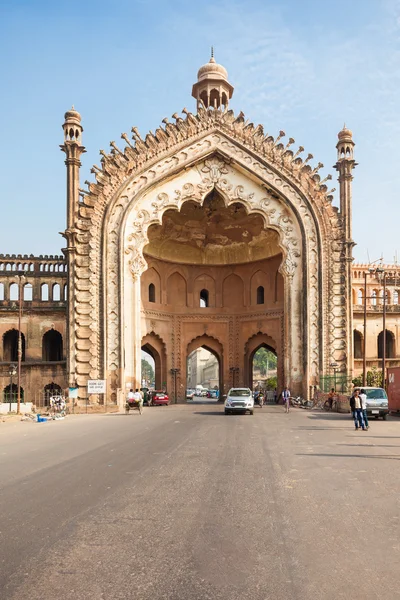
left=253, top=348, right=277, bottom=375
left=352, top=367, right=383, bottom=389
left=141, top=359, right=155, bottom=386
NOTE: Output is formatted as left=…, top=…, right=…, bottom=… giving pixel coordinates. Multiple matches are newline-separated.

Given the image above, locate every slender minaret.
left=60, top=107, right=86, bottom=390
left=192, top=48, right=234, bottom=110
left=334, top=125, right=357, bottom=377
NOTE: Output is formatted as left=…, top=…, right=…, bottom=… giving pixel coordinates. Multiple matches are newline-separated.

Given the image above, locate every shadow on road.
left=192, top=411, right=226, bottom=416
left=339, top=443, right=400, bottom=448
left=307, top=413, right=351, bottom=421
left=297, top=453, right=400, bottom=461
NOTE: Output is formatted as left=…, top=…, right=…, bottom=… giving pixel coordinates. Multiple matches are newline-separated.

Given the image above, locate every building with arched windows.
left=1, top=55, right=399, bottom=406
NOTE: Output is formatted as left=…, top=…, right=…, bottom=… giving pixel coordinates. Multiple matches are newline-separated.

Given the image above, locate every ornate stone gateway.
left=61, top=55, right=355, bottom=403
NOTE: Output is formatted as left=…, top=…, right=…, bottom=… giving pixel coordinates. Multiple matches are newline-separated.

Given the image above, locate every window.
left=41, top=283, right=49, bottom=301
left=64, top=284, right=67, bottom=300
left=394, top=290, right=399, bottom=305
left=149, top=283, right=156, bottom=303
left=53, top=283, right=61, bottom=301
left=371, top=290, right=377, bottom=306
left=357, top=289, right=363, bottom=305
left=0, top=282, right=4, bottom=301
left=257, top=286, right=265, bottom=305
left=9, top=283, right=18, bottom=301
left=200, top=289, right=209, bottom=308
left=23, top=283, right=33, bottom=301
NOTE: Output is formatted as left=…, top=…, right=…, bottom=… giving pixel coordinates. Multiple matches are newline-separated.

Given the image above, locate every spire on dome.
left=192, top=51, right=234, bottom=111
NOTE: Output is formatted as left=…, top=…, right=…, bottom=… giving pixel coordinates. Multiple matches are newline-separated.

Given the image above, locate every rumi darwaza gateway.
left=1, top=55, right=399, bottom=407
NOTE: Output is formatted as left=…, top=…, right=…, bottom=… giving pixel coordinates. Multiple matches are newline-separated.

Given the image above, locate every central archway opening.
left=247, top=340, right=281, bottom=403
left=186, top=345, right=220, bottom=401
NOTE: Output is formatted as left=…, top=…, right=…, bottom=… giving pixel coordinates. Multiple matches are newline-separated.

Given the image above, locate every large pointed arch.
left=67, top=109, right=347, bottom=403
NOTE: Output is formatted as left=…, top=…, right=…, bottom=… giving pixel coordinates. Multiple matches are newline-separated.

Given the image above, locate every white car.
left=224, top=388, right=254, bottom=415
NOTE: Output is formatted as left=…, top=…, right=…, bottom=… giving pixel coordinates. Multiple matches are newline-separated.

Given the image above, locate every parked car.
left=207, top=389, right=219, bottom=399
left=224, top=388, right=254, bottom=415
left=354, top=386, right=389, bottom=420
left=186, top=389, right=195, bottom=399
left=152, top=391, right=169, bottom=406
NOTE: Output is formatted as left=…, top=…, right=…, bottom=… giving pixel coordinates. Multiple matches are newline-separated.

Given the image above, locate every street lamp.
left=8, top=364, right=17, bottom=412
left=329, top=362, right=339, bottom=391
left=170, top=368, right=180, bottom=404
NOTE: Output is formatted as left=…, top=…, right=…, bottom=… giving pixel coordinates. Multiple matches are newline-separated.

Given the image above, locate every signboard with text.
left=87, top=380, right=106, bottom=394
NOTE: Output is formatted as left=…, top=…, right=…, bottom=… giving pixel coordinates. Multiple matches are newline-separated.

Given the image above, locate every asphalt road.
left=1, top=404, right=400, bottom=600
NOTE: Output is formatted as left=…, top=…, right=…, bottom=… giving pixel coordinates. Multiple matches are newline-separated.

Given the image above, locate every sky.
left=0, top=0, right=399, bottom=264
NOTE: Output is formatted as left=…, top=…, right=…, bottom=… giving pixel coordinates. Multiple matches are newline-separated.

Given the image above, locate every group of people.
left=127, top=388, right=143, bottom=406
left=349, top=388, right=369, bottom=430
left=254, top=387, right=292, bottom=413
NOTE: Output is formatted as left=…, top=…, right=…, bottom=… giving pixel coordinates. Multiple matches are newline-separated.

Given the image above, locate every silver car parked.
left=224, top=388, right=254, bottom=415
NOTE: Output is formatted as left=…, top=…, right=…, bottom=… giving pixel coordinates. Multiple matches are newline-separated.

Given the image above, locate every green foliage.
left=367, top=367, right=383, bottom=387
left=266, top=376, right=277, bottom=390
left=352, top=367, right=383, bottom=389
left=352, top=374, right=363, bottom=387
left=253, top=348, right=277, bottom=375
left=141, top=359, right=155, bottom=385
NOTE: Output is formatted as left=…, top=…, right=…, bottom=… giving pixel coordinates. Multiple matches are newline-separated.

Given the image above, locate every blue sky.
left=0, top=0, right=399, bottom=263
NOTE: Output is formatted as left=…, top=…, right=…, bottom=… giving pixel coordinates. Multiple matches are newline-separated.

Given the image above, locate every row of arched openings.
left=0, top=283, right=67, bottom=302
left=3, top=329, right=63, bottom=362
left=356, top=289, right=400, bottom=305
left=0, top=263, right=66, bottom=272
left=354, top=329, right=395, bottom=359
left=2, top=383, right=63, bottom=405
left=148, top=284, right=267, bottom=306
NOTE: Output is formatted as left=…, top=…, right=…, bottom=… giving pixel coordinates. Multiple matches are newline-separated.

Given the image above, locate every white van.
left=355, top=387, right=389, bottom=420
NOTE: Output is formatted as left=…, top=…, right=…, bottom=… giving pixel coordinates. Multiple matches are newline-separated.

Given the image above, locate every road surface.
left=1, top=405, right=400, bottom=599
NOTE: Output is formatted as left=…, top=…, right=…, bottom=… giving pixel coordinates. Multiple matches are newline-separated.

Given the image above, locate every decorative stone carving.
left=68, top=107, right=347, bottom=398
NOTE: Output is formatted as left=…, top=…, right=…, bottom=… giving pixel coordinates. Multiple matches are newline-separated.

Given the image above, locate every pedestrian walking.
left=282, top=387, right=291, bottom=413
left=360, top=388, right=369, bottom=430
left=274, top=388, right=278, bottom=404
left=349, top=389, right=366, bottom=430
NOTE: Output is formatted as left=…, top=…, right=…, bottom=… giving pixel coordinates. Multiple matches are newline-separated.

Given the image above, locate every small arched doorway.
left=354, top=330, right=363, bottom=359
left=44, top=383, right=63, bottom=406
left=186, top=335, right=224, bottom=401
left=244, top=332, right=279, bottom=392
left=378, top=330, right=395, bottom=359
left=141, top=333, right=167, bottom=391
left=186, top=346, right=220, bottom=400
left=42, top=330, right=63, bottom=361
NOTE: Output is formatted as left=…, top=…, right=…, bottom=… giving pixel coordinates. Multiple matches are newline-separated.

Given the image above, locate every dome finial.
left=192, top=52, right=234, bottom=110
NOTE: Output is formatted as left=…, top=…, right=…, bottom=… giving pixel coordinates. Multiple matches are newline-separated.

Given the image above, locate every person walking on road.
left=350, top=389, right=366, bottom=431
left=360, top=388, right=369, bottom=430
left=282, top=387, right=291, bottom=413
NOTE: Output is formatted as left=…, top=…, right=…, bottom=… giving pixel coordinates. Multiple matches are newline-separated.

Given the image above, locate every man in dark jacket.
left=350, top=389, right=366, bottom=430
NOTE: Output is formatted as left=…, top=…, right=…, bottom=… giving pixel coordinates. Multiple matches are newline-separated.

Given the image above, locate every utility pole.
left=382, top=271, right=387, bottom=389
left=363, top=270, right=367, bottom=387
left=17, top=273, right=25, bottom=414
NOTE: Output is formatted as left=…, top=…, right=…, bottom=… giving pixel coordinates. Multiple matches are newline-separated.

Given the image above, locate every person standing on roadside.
left=328, top=388, right=335, bottom=410
left=360, top=388, right=369, bottom=430
left=282, top=386, right=291, bottom=413
left=350, top=389, right=366, bottom=431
